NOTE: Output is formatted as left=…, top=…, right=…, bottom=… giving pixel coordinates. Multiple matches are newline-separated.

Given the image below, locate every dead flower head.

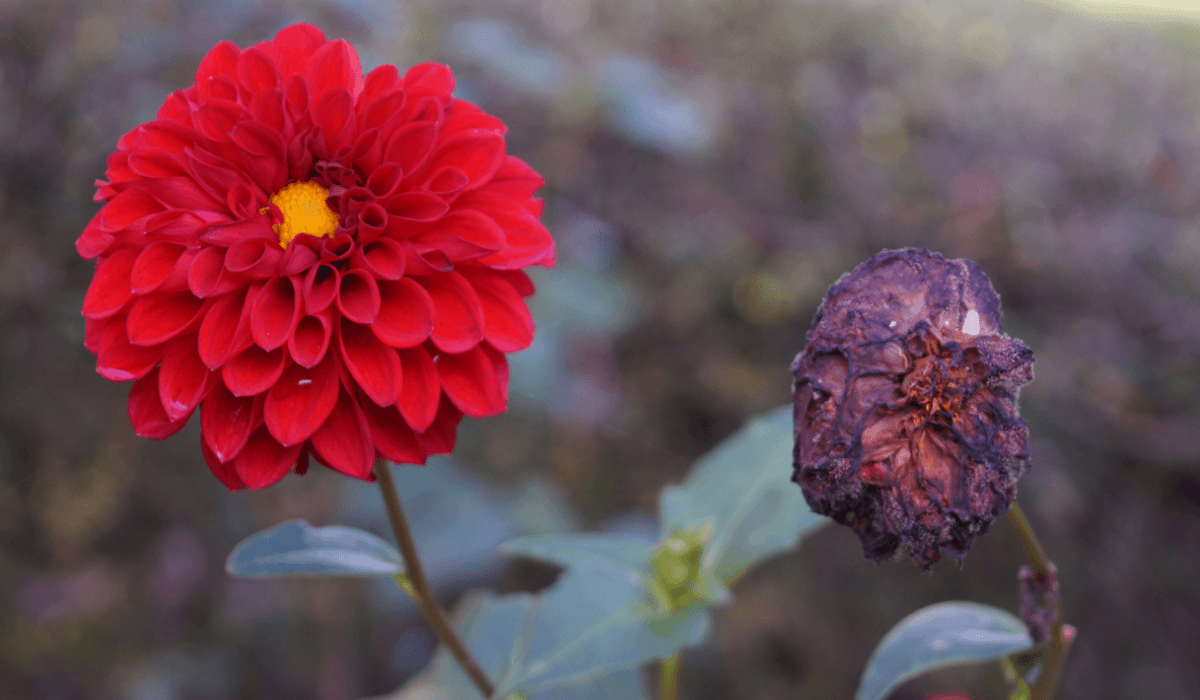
left=792, top=248, right=1033, bottom=568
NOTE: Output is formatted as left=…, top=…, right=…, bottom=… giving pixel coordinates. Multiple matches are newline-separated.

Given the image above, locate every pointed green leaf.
left=226, top=519, right=404, bottom=578
left=659, top=405, right=829, bottom=584
left=855, top=601, right=1035, bottom=700
left=500, top=533, right=654, bottom=572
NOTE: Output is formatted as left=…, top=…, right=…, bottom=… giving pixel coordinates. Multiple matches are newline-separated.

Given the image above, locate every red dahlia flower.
left=78, top=24, right=555, bottom=489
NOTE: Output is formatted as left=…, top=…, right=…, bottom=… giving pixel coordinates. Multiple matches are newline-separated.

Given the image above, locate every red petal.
left=500, top=269, right=536, bottom=297
left=234, top=426, right=301, bottom=489
left=384, top=191, right=448, bottom=225
left=423, top=271, right=485, bottom=353
left=264, top=354, right=340, bottom=445
left=128, top=148, right=188, bottom=178
left=339, top=320, right=403, bottom=407
left=188, top=246, right=243, bottom=298
left=82, top=248, right=138, bottom=319
left=289, top=310, right=333, bottom=367
left=361, top=64, right=400, bottom=105
left=280, top=242, right=319, bottom=277
left=226, top=237, right=284, bottom=279
left=361, top=401, right=425, bottom=465
left=403, top=62, right=455, bottom=100
left=131, top=242, right=186, bottom=295
left=194, top=99, right=248, bottom=141
left=397, top=344, right=440, bottom=432
left=201, top=382, right=259, bottom=463
left=486, top=156, right=545, bottom=199
left=417, top=397, right=464, bottom=456
left=126, top=291, right=205, bottom=346
left=222, top=344, right=286, bottom=396
left=100, top=187, right=164, bottom=230
left=373, top=278, right=434, bottom=348
left=383, top=121, right=438, bottom=175
left=77, top=212, right=114, bottom=259
left=337, top=269, right=381, bottom=324
left=198, top=288, right=252, bottom=369
left=416, top=209, right=505, bottom=261
left=427, top=128, right=506, bottom=189
left=438, top=344, right=505, bottom=417
left=201, top=437, right=246, bottom=490
left=305, top=39, right=362, bottom=97
left=158, top=338, right=211, bottom=421
left=365, top=162, right=403, bottom=198
left=196, top=40, right=240, bottom=83
left=237, top=46, right=280, bottom=92
left=475, top=203, right=556, bottom=270
left=304, top=263, right=339, bottom=313
left=95, top=315, right=164, bottom=381
left=467, top=269, right=535, bottom=352
left=128, top=367, right=191, bottom=439
left=250, top=276, right=300, bottom=351
left=363, top=89, right=404, bottom=131
left=312, top=87, right=356, bottom=152
left=352, top=237, right=405, bottom=281
left=201, top=215, right=276, bottom=246
left=310, top=387, right=374, bottom=479
left=270, top=23, right=327, bottom=78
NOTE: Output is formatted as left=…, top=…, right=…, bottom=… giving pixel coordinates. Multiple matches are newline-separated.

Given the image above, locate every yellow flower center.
left=268, top=181, right=339, bottom=247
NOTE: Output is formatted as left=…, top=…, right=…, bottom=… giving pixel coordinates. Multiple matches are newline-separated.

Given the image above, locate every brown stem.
left=377, top=462, right=496, bottom=698
left=1007, top=501, right=1069, bottom=700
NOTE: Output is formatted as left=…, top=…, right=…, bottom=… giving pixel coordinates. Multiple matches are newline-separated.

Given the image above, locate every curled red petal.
left=196, top=40, right=240, bottom=83
left=416, top=209, right=505, bottom=261
left=289, top=309, right=333, bottom=368
left=226, top=237, right=284, bottom=279
left=373, top=278, right=434, bottom=348
left=423, top=271, right=485, bottom=353
left=234, top=426, right=302, bottom=490
left=222, top=344, right=287, bottom=396
left=158, top=337, right=211, bottom=421
left=237, top=45, right=280, bottom=93
left=95, top=315, right=164, bottom=382
left=310, top=387, right=374, bottom=479
left=131, top=241, right=186, bottom=295
left=417, top=397, right=464, bottom=456
left=201, top=437, right=246, bottom=490
left=126, top=291, right=206, bottom=346
left=270, top=23, right=327, bottom=78
left=82, top=249, right=139, bottom=319
left=337, top=268, right=380, bottom=324
left=304, top=262, right=339, bottom=314
left=339, top=320, right=403, bottom=407
left=129, top=367, right=192, bottom=439
left=201, top=382, right=260, bottom=463
left=397, top=344, right=440, bottom=432
left=438, top=344, right=505, bottom=417
left=250, top=276, right=301, bottom=351
left=468, top=269, right=535, bottom=352
left=361, top=401, right=425, bottom=465
left=264, top=354, right=339, bottom=446
left=305, top=39, right=362, bottom=98
left=352, top=237, right=406, bottom=281
left=198, top=287, right=252, bottom=369
left=427, top=128, right=506, bottom=190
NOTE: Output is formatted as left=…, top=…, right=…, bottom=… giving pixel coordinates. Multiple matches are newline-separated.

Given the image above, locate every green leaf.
left=1009, top=679, right=1032, bottom=700
left=855, top=601, right=1035, bottom=700
left=225, top=519, right=404, bottom=578
left=495, top=559, right=710, bottom=696
left=385, top=589, right=652, bottom=700
left=659, top=405, right=829, bottom=584
left=500, top=533, right=654, bottom=572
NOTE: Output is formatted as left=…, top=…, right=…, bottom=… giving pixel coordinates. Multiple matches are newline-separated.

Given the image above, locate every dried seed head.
left=792, top=248, right=1033, bottom=568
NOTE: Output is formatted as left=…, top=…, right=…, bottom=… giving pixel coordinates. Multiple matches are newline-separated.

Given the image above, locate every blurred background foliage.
left=2, top=0, right=1199, bottom=698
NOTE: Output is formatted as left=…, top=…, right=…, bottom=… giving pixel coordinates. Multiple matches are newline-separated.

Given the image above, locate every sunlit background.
left=2, top=0, right=1200, bottom=698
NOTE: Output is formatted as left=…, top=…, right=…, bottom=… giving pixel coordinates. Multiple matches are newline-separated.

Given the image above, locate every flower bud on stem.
left=1007, top=502, right=1072, bottom=700
left=377, top=462, right=496, bottom=698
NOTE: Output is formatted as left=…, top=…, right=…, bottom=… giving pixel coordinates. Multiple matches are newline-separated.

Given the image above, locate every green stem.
left=659, top=654, right=680, bottom=700
left=377, top=462, right=496, bottom=698
left=1007, top=502, right=1070, bottom=700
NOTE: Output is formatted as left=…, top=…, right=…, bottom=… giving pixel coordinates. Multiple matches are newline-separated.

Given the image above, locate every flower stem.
left=1007, top=502, right=1069, bottom=700
left=376, top=462, right=496, bottom=698
left=659, top=654, right=680, bottom=700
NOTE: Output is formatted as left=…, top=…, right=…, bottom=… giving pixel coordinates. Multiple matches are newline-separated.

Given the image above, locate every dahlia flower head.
left=78, top=24, right=555, bottom=489
left=792, top=248, right=1032, bottom=569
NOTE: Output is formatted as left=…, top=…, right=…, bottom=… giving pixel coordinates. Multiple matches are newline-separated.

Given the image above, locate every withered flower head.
left=792, top=248, right=1033, bottom=568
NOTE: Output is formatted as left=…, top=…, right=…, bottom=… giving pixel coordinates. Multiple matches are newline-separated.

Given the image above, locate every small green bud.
left=648, top=523, right=710, bottom=613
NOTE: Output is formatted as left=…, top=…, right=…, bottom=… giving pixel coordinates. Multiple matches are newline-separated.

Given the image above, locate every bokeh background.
left=3, top=0, right=1200, bottom=698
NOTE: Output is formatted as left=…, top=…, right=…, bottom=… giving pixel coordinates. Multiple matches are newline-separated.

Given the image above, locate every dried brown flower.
left=792, top=248, right=1033, bottom=568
